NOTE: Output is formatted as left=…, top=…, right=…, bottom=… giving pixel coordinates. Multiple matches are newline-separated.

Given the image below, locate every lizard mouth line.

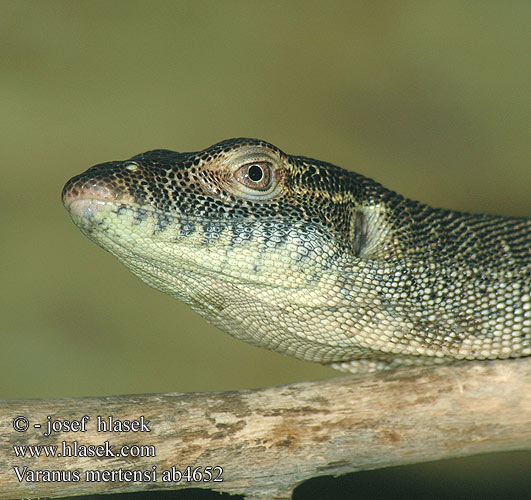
left=65, top=197, right=287, bottom=226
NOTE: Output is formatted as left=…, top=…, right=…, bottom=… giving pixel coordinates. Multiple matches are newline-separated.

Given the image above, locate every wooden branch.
left=1, top=358, right=530, bottom=500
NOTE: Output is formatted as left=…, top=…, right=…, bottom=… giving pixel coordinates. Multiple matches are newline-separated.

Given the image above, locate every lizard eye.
left=234, top=162, right=274, bottom=191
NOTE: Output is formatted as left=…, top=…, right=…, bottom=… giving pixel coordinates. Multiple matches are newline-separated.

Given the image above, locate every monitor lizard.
left=61, top=138, right=530, bottom=373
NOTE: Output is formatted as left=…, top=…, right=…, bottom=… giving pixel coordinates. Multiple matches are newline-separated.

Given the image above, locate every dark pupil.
left=248, top=164, right=263, bottom=182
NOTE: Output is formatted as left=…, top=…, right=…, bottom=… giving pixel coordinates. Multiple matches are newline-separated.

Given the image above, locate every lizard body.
left=62, top=138, right=530, bottom=373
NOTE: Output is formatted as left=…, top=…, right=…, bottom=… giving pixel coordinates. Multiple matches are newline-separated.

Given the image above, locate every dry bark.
left=1, top=358, right=530, bottom=499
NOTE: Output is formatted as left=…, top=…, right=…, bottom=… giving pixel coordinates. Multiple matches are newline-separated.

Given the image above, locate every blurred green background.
left=1, top=1, right=529, bottom=499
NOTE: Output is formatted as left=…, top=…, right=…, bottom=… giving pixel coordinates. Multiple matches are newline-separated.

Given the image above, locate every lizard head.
left=61, top=138, right=364, bottom=283
left=61, top=138, right=390, bottom=363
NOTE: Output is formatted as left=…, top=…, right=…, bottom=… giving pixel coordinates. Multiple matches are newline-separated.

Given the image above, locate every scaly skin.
left=62, top=138, right=530, bottom=373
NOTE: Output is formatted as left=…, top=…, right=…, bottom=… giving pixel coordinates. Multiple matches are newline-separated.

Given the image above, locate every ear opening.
left=352, top=211, right=367, bottom=256
left=350, top=206, right=394, bottom=258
